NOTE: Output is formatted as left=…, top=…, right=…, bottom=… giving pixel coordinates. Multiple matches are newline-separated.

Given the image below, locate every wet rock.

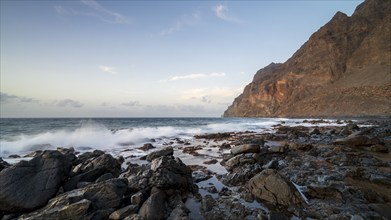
left=268, top=145, right=286, bottom=153
left=220, top=143, right=231, bottom=149
left=109, top=204, right=138, bottom=219
left=139, top=188, right=167, bottom=220
left=150, top=156, right=195, bottom=192
left=138, top=143, right=156, bottom=151
left=248, top=169, right=303, bottom=206
left=201, top=195, right=216, bottom=212
left=0, top=158, right=10, bottom=172
left=310, top=128, right=321, bottom=135
left=192, top=170, right=212, bottom=183
left=0, top=150, right=72, bottom=212
left=8, top=154, right=20, bottom=158
left=77, top=149, right=105, bottom=162
left=195, top=132, right=231, bottom=140
left=146, top=146, right=174, bottom=162
left=223, top=163, right=262, bottom=186
left=231, top=144, right=260, bottom=155
left=65, top=153, right=122, bottom=191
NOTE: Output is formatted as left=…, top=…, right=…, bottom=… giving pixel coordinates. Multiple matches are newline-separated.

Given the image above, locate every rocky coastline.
left=1, top=119, right=390, bottom=220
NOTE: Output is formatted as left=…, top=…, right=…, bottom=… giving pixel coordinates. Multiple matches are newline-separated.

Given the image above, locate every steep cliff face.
left=224, top=0, right=391, bottom=117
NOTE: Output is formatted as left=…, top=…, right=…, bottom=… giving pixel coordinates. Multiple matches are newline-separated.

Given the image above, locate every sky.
left=0, top=0, right=363, bottom=118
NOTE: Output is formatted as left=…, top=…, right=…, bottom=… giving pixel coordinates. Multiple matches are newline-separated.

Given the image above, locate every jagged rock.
left=248, top=169, right=303, bottom=206
left=124, top=214, right=144, bottom=220
left=0, top=150, right=72, bottom=212
left=223, top=163, right=262, bottom=186
left=192, top=170, right=211, bottom=183
left=231, top=144, right=260, bottom=155
left=0, top=158, right=10, bottom=172
left=96, top=173, right=115, bottom=183
left=150, top=156, right=195, bottom=192
left=138, top=143, right=156, bottom=151
left=139, top=188, right=167, bottom=220
left=65, top=153, right=121, bottom=191
left=146, top=146, right=174, bottom=162
left=19, top=178, right=128, bottom=219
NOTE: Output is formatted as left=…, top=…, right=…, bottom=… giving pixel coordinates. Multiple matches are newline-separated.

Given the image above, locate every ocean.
left=0, top=117, right=319, bottom=158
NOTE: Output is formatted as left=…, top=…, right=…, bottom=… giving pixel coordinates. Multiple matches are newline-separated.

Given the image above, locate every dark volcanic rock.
left=146, top=146, right=174, bottom=162
left=138, top=188, right=167, bottom=220
left=19, top=178, right=128, bottom=219
left=231, top=144, right=260, bottom=155
left=248, top=169, right=303, bottom=206
left=0, top=150, right=72, bottom=212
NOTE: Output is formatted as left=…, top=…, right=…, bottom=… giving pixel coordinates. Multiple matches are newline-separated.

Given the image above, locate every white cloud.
left=166, top=72, right=225, bottom=81
left=56, top=99, right=83, bottom=108
left=99, top=65, right=117, bottom=75
left=213, top=4, right=241, bottom=23
left=54, top=0, right=130, bottom=24
left=0, top=92, right=40, bottom=104
left=121, top=101, right=141, bottom=107
left=181, top=87, right=243, bottom=101
left=159, top=12, right=200, bottom=36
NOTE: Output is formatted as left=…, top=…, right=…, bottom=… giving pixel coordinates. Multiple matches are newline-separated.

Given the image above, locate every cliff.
left=224, top=0, right=391, bottom=117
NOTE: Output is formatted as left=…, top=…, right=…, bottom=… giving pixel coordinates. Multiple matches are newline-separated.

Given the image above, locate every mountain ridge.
left=224, top=0, right=391, bottom=118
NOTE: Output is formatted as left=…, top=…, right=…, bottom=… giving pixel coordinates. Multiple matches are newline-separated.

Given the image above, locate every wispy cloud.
left=181, top=87, right=242, bottom=101
left=213, top=4, right=241, bottom=23
left=164, top=72, right=225, bottom=82
left=54, top=0, right=130, bottom=24
left=99, top=65, right=117, bottom=75
left=159, top=12, right=200, bottom=36
left=0, top=92, right=40, bottom=104
left=121, top=100, right=141, bottom=107
left=56, top=99, right=83, bottom=108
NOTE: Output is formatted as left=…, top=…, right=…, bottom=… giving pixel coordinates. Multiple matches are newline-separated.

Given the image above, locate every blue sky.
left=0, top=0, right=362, bottom=117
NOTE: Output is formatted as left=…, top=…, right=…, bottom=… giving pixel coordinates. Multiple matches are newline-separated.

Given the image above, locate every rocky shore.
left=1, top=119, right=390, bottom=219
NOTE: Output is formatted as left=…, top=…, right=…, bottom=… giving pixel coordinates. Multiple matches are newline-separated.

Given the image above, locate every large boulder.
left=333, top=132, right=379, bottom=146
left=248, top=169, right=303, bottom=206
left=0, top=150, right=72, bottom=212
left=139, top=188, right=167, bottom=220
left=65, top=153, right=122, bottom=191
left=19, top=178, right=128, bottom=219
left=150, top=156, right=195, bottom=192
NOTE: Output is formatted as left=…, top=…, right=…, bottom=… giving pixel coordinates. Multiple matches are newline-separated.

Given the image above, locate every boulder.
left=0, top=158, right=10, bottom=172
left=139, top=188, right=167, bottom=220
left=0, top=150, right=72, bottom=212
left=146, top=146, right=174, bottom=162
left=19, top=178, right=128, bottom=219
left=138, top=143, right=156, bottom=151
left=231, top=144, right=260, bottom=155
left=248, top=169, right=303, bottom=206
left=150, top=156, right=195, bottom=192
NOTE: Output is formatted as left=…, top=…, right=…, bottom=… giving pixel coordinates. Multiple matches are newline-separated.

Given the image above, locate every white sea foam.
left=0, top=118, right=347, bottom=157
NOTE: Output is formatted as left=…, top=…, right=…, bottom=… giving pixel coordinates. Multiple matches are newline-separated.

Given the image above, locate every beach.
left=1, top=118, right=390, bottom=219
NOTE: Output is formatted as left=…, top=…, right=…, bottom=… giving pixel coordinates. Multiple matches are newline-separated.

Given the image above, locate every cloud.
left=213, top=4, right=241, bottom=23
left=56, top=99, right=83, bottom=108
left=201, top=96, right=212, bottom=104
left=99, top=65, right=117, bottom=75
left=165, top=72, right=225, bottom=81
left=0, top=92, right=40, bottom=104
left=159, top=12, right=200, bottom=36
left=181, top=87, right=242, bottom=101
left=54, top=0, right=130, bottom=24
left=121, top=101, right=141, bottom=107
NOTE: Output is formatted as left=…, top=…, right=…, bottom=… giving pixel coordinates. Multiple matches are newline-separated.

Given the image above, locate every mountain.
left=224, top=0, right=391, bottom=118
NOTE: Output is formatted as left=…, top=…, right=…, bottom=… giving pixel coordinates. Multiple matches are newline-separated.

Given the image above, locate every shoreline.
left=1, top=119, right=390, bottom=219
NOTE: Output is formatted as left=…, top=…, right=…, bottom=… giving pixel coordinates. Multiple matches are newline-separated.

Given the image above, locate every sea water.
left=0, top=117, right=333, bottom=157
